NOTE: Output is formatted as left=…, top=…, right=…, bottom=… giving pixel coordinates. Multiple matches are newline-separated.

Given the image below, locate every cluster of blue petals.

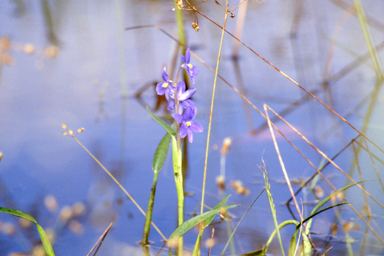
left=156, top=48, right=203, bottom=143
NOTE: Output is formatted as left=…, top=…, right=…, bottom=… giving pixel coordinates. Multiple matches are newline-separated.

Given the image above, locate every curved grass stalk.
left=0, top=207, right=55, bottom=256
left=260, top=106, right=384, bottom=246
left=200, top=0, right=229, bottom=216
left=62, top=124, right=167, bottom=241
left=262, top=167, right=285, bottom=256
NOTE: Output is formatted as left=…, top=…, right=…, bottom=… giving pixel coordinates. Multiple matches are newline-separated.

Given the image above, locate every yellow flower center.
left=162, top=82, right=169, bottom=88
left=186, top=121, right=191, bottom=127
left=187, top=64, right=193, bottom=69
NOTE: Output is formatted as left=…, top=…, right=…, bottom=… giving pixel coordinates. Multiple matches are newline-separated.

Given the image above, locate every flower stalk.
left=153, top=48, right=202, bottom=255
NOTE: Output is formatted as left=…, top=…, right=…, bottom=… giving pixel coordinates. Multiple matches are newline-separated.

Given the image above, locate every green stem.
left=172, top=133, right=184, bottom=255
left=172, top=71, right=184, bottom=255
left=142, top=172, right=159, bottom=244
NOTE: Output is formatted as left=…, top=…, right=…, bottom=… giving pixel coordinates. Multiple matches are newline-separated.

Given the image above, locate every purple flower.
left=156, top=67, right=175, bottom=101
left=181, top=48, right=199, bottom=84
left=168, top=81, right=196, bottom=113
left=172, top=107, right=203, bottom=143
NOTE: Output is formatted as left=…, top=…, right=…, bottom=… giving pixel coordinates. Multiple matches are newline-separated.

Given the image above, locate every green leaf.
left=146, top=106, right=176, bottom=138
left=301, top=230, right=311, bottom=256
left=169, top=202, right=236, bottom=242
left=310, top=182, right=363, bottom=216
left=203, top=194, right=231, bottom=228
left=152, top=133, right=171, bottom=175
left=0, top=207, right=55, bottom=256
left=288, top=228, right=298, bottom=256
left=264, top=220, right=299, bottom=252
left=305, top=181, right=364, bottom=233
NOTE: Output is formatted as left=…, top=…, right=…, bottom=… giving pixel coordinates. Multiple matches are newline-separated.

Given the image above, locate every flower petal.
left=156, top=83, right=166, bottom=95
left=179, top=88, right=196, bottom=101
left=176, top=81, right=186, bottom=98
left=167, top=99, right=175, bottom=111
left=187, top=129, right=193, bottom=143
left=181, top=99, right=195, bottom=110
left=183, top=107, right=195, bottom=121
left=172, top=113, right=184, bottom=124
left=190, top=121, right=203, bottom=133
left=185, top=48, right=191, bottom=63
left=162, top=67, right=169, bottom=81
left=179, top=123, right=188, bottom=138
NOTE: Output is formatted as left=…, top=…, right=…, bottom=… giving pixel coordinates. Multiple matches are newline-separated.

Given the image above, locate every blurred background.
left=0, top=0, right=384, bottom=255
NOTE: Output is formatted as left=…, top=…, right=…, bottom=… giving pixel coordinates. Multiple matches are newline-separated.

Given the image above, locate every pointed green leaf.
left=146, top=106, right=176, bottom=137
left=152, top=133, right=171, bottom=175
left=288, top=228, right=299, bottom=256
left=0, top=207, right=55, bottom=256
left=169, top=203, right=237, bottom=242
left=305, top=181, right=365, bottom=233
left=203, top=194, right=231, bottom=228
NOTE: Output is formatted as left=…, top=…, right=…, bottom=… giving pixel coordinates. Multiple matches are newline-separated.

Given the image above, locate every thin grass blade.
left=0, top=207, right=55, bottom=256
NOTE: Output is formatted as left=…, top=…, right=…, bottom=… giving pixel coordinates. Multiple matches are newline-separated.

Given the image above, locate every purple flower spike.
left=168, top=81, right=196, bottom=113
left=172, top=107, right=203, bottom=143
left=156, top=67, right=175, bottom=101
left=181, top=48, right=199, bottom=84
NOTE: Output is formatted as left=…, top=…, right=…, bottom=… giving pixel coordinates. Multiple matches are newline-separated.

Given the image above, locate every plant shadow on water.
left=0, top=0, right=384, bottom=255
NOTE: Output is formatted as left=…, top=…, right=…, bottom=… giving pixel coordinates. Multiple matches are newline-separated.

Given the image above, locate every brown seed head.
left=44, top=45, right=59, bottom=58
left=216, top=175, right=225, bottom=190
left=44, top=195, right=58, bottom=212
left=191, top=23, right=199, bottom=32
left=220, top=137, right=232, bottom=155
left=23, top=44, right=35, bottom=54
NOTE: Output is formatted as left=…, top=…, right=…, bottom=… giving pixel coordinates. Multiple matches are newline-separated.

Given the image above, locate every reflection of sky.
left=1, top=0, right=384, bottom=255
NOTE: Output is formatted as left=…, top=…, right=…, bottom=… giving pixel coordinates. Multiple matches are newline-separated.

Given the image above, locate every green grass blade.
left=305, top=181, right=365, bottom=234
left=288, top=228, right=298, bottom=256
left=203, top=194, right=231, bottom=229
left=169, top=203, right=237, bottom=242
left=192, top=229, right=203, bottom=256
left=0, top=207, right=55, bottom=256
left=192, top=195, right=232, bottom=255
left=301, top=230, right=311, bottom=256
left=36, top=224, right=55, bottom=256
left=221, top=189, right=265, bottom=256
left=303, top=202, right=349, bottom=227
left=146, top=106, right=176, bottom=138
left=264, top=220, right=299, bottom=253
left=263, top=170, right=285, bottom=256
left=241, top=220, right=299, bottom=256
left=142, top=133, right=171, bottom=244
left=310, top=181, right=364, bottom=216
left=152, top=132, right=171, bottom=175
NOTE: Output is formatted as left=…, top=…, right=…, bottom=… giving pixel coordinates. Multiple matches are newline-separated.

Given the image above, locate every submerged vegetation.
left=1, top=0, right=384, bottom=255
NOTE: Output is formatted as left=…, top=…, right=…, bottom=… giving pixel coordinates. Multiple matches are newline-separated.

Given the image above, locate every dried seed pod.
left=23, top=44, right=35, bottom=54
left=44, top=195, right=58, bottom=212
left=192, top=22, right=199, bottom=32
left=220, top=137, right=232, bottom=155
left=216, top=175, right=225, bottom=190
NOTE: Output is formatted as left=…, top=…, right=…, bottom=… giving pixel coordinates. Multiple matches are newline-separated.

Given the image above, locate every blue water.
left=1, top=0, right=384, bottom=255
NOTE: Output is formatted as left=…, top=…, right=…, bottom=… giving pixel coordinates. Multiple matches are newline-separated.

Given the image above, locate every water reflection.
left=1, top=0, right=384, bottom=255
